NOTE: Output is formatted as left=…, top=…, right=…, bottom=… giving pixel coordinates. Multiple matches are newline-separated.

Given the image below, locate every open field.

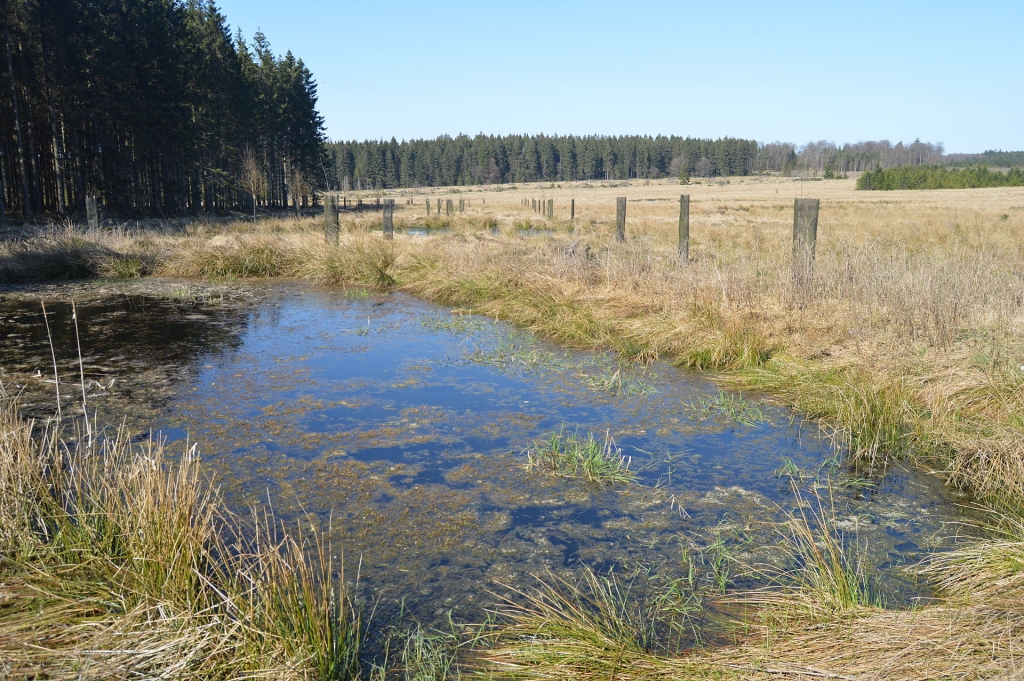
left=3, top=175, right=1024, bottom=678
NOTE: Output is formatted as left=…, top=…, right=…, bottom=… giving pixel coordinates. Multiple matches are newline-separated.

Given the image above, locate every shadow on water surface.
left=0, top=280, right=973, bottom=626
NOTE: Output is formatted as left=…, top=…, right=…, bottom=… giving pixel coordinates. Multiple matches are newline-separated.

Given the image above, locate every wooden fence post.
left=547, top=198, right=553, bottom=218
left=792, top=198, right=819, bottom=286
left=446, top=199, right=453, bottom=216
left=325, top=194, right=339, bottom=245
left=86, top=196, right=99, bottom=229
left=426, top=199, right=431, bottom=215
left=571, top=198, right=575, bottom=221
left=437, top=198, right=441, bottom=214
left=678, top=194, right=690, bottom=261
left=459, top=198, right=464, bottom=213
left=615, top=196, right=626, bottom=242
left=383, top=198, right=394, bottom=239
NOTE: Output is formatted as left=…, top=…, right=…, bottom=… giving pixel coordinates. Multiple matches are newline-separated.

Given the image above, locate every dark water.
left=0, top=280, right=969, bottom=624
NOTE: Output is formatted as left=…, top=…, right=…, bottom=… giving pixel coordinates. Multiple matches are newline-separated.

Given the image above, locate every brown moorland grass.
left=0, top=394, right=364, bottom=680
left=3, top=175, right=1024, bottom=678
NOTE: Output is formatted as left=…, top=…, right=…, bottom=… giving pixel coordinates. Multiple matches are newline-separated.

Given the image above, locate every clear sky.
left=214, top=0, right=1023, bottom=152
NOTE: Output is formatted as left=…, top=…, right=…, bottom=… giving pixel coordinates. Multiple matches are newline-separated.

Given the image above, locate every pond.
left=0, top=279, right=969, bottom=629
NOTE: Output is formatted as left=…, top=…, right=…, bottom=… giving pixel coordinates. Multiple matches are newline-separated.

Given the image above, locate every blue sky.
left=214, top=0, right=1023, bottom=152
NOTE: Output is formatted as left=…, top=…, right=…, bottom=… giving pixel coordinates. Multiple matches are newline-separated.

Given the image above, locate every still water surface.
left=0, top=280, right=967, bottom=623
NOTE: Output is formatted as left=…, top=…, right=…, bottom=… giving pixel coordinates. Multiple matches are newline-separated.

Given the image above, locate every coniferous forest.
left=0, top=0, right=324, bottom=220
left=325, top=135, right=762, bottom=190
left=857, top=165, right=1024, bottom=191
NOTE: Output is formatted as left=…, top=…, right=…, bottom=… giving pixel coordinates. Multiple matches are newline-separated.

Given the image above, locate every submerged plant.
left=577, top=355, right=657, bottom=397
left=526, top=427, right=635, bottom=485
left=686, top=390, right=765, bottom=426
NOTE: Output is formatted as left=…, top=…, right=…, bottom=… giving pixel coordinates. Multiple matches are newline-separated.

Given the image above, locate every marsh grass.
left=744, top=483, right=885, bottom=622
left=685, top=390, right=765, bottom=426
left=371, top=618, right=464, bottom=681
left=6, top=182, right=1024, bottom=678
left=577, top=355, right=657, bottom=396
left=476, top=493, right=1024, bottom=681
left=526, top=427, right=635, bottom=485
left=466, top=330, right=567, bottom=373
left=0, top=398, right=364, bottom=680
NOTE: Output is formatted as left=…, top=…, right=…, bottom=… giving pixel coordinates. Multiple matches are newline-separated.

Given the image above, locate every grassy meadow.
left=3, top=174, right=1024, bottom=678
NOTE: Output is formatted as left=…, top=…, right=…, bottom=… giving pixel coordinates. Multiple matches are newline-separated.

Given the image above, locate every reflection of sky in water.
left=156, top=287, right=966, bottom=617
left=0, top=282, right=970, bottom=625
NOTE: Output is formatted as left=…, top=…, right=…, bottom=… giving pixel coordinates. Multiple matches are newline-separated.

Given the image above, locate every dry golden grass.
left=3, top=175, right=1024, bottom=678
left=0, top=395, right=363, bottom=680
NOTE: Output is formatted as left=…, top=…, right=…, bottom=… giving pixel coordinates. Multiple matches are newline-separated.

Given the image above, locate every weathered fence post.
left=571, top=198, right=575, bottom=221
left=446, top=199, right=453, bottom=216
left=376, top=197, right=381, bottom=209
left=437, top=198, right=441, bottom=214
left=325, top=194, right=339, bottom=245
left=678, top=194, right=690, bottom=261
left=459, top=198, right=464, bottom=213
left=615, top=196, right=626, bottom=242
left=792, top=198, right=819, bottom=286
left=547, top=199, right=553, bottom=218
left=426, top=199, right=431, bottom=215
left=86, top=196, right=99, bottom=229
left=383, top=198, right=394, bottom=240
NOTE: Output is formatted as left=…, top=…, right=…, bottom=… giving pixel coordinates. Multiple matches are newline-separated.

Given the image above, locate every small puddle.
left=0, top=280, right=971, bottom=626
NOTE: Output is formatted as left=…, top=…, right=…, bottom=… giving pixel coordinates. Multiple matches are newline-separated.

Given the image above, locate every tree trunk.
left=41, top=42, right=65, bottom=214
left=0, top=145, right=7, bottom=227
left=4, top=23, right=31, bottom=218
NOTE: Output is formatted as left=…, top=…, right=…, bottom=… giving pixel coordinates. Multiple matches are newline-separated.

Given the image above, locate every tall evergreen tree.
left=0, top=0, right=325, bottom=218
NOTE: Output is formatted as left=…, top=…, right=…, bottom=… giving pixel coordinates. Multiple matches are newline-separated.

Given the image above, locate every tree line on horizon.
left=857, top=165, right=1024, bottom=191
left=325, top=135, right=761, bottom=190
left=0, top=0, right=324, bottom=221
left=325, top=136, right=1024, bottom=192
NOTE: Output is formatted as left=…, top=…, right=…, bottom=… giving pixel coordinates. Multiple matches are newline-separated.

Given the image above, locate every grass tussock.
left=477, top=503, right=1024, bottom=681
left=0, top=397, right=362, bottom=680
left=525, top=427, right=635, bottom=485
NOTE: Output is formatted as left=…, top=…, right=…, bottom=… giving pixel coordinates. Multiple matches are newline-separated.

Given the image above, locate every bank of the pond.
left=0, top=398, right=363, bottom=680
left=3, top=217, right=1024, bottom=679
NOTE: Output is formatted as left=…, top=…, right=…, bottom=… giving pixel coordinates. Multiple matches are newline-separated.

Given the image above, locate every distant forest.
left=0, top=0, right=324, bottom=220
left=325, top=137, right=1024, bottom=191
left=857, top=165, right=1024, bottom=191
left=326, top=136, right=761, bottom=190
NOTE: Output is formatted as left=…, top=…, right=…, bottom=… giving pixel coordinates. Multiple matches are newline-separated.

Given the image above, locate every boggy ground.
left=2, top=175, right=1024, bottom=678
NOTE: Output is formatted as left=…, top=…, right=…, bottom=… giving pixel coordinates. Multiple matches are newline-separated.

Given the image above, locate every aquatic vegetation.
left=751, top=483, right=885, bottom=618
left=421, top=312, right=488, bottom=335
left=577, top=355, right=657, bottom=397
left=526, top=427, right=635, bottom=485
left=685, top=390, right=765, bottom=426
left=165, top=283, right=224, bottom=306
left=466, top=330, right=567, bottom=373
left=372, top=618, right=465, bottom=681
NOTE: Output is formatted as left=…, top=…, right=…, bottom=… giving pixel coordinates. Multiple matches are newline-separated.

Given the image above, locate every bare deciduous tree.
left=288, top=165, right=309, bottom=218
left=240, top=146, right=267, bottom=220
